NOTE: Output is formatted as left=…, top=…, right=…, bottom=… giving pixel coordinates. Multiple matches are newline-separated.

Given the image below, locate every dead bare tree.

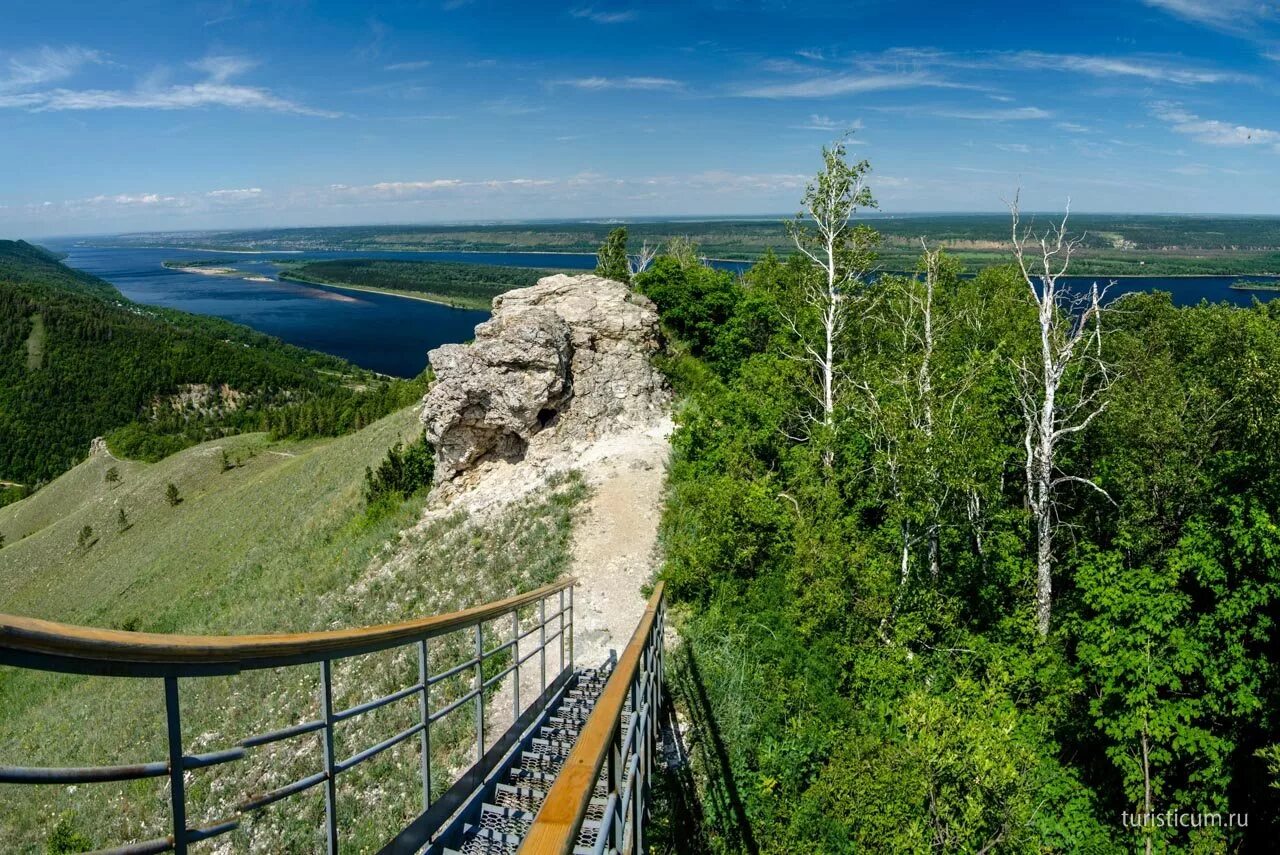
left=1008, top=192, right=1113, bottom=637
left=627, top=240, right=658, bottom=278
left=784, top=138, right=878, bottom=468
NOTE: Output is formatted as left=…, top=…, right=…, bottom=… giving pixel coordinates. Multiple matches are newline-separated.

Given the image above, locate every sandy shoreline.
left=277, top=273, right=489, bottom=311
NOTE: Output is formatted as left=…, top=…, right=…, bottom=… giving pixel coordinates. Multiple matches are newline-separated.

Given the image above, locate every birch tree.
left=627, top=240, right=658, bottom=278
left=1009, top=193, right=1112, bottom=637
left=858, top=244, right=984, bottom=625
left=784, top=139, right=879, bottom=467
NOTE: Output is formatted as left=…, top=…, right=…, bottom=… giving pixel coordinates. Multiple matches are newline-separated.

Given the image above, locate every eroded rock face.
left=422, top=274, right=666, bottom=484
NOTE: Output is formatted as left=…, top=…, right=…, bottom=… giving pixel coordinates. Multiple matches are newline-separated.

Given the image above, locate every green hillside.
left=0, top=405, right=585, bottom=851
left=0, top=240, right=421, bottom=497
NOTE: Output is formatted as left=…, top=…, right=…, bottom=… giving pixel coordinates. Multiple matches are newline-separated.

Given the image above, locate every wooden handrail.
left=0, top=578, right=575, bottom=674
left=519, top=582, right=664, bottom=855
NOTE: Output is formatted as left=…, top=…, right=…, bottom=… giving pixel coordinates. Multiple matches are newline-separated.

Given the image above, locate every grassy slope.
left=0, top=406, right=586, bottom=851
left=0, top=239, right=372, bottom=488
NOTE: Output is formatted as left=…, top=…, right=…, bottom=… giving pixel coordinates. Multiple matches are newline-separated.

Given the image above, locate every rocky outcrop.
left=422, top=274, right=667, bottom=485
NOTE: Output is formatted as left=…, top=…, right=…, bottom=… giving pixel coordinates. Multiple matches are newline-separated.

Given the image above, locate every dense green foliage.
left=363, top=432, right=435, bottom=511
left=106, top=215, right=1280, bottom=274
left=594, top=226, right=632, bottom=283
left=642, top=163, right=1280, bottom=850
left=278, top=258, right=556, bottom=309
left=0, top=240, right=424, bottom=494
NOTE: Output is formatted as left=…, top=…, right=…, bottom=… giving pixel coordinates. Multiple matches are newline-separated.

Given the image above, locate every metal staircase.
left=0, top=580, right=666, bottom=855
left=432, top=664, right=619, bottom=854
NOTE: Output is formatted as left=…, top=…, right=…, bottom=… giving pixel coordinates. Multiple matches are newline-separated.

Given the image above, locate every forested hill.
left=0, top=240, right=423, bottom=496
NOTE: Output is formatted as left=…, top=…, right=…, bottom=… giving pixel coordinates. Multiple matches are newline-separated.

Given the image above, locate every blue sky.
left=2, top=0, right=1278, bottom=236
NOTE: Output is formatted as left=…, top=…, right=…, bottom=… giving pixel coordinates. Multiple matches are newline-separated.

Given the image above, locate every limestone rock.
left=422, top=274, right=667, bottom=484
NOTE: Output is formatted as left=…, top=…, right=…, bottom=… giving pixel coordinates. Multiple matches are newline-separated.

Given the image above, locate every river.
left=47, top=242, right=1278, bottom=378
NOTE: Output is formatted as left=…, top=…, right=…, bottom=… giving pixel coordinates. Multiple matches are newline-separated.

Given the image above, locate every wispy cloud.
left=0, top=45, right=103, bottom=92
left=996, top=143, right=1030, bottom=153
left=0, top=51, right=336, bottom=116
left=385, top=60, right=432, bottom=71
left=83, top=192, right=180, bottom=206
left=737, top=71, right=952, bottom=98
left=570, top=7, right=637, bottom=24
left=1150, top=101, right=1280, bottom=150
left=844, top=46, right=1245, bottom=86
left=1055, top=121, right=1092, bottom=133
left=553, top=76, right=682, bottom=90
left=790, top=114, right=862, bottom=132
left=1010, top=51, right=1250, bottom=84
left=932, top=106, right=1051, bottom=121
left=483, top=97, right=543, bottom=115
left=1141, top=0, right=1276, bottom=34
left=207, top=187, right=263, bottom=199
left=190, top=55, right=258, bottom=83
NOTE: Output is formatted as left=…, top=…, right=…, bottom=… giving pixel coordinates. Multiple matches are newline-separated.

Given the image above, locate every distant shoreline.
left=277, top=272, right=489, bottom=311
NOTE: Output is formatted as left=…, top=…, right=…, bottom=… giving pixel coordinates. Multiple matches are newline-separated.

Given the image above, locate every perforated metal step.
left=442, top=662, right=617, bottom=855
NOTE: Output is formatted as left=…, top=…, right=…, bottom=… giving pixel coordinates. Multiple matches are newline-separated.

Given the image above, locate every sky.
left=1, top=0, right=1278, bottom=237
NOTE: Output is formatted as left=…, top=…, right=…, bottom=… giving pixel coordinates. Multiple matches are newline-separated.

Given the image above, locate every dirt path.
left=566, top=424, right=670, bottom=670
left=475, top=419, right=671, bottom=737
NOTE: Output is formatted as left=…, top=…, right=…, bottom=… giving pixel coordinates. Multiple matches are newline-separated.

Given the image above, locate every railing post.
left=568, top=584, right=575, bottom=671
left=163, top=676, right=187, bottom=855
left=320, top=659, right=339, bottom=855
left=539, top=597, right=547, bottom=692
left=511, top=609, right=521, bottom=718
left=558, top=589, right=566, bottom=675
left=474, top=622, right=486, bottom=762
left=610, top=724, right=624, bottom=853
left=417, top=639, right=432, bottom=811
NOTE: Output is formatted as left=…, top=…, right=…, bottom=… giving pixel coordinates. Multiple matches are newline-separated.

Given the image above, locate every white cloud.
left=0, top=51, right=336, bottom=116
left=1011, top=51, right=1249, bottom=85
left=385, top=60, right=432, bottom=71
left=791, top=114, right=862, bottom=132
left=737, top=71, right=950, bottom=98
left=570, top=7, right=637, bottom=24
left=996, top=143, right=1030, bottom=153
left=1142, top=0, right=1276, bottom=34
left=1055, top=121, right=1092, bottom=133
left=207, top=187, right=263, bottom=199
left=84, top=193, right=179, bottom=206
left=0, top=46, right=102, bottom=92
left=554, top=76, right=682, bottom=91
left=31, top=83, right=335, bottom=115
left=933, top=106, right=1050, bottom=121
left=1151, top=101, right=1280, bottom=149
left=483, top=98, right=543, bottom=115
left=189, top=55, right=257, bottom=83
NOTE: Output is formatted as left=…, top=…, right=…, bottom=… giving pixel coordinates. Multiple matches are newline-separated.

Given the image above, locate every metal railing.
left=0, top=578, right=576, bottom=854
left=519, top=582, right=665, bottom=855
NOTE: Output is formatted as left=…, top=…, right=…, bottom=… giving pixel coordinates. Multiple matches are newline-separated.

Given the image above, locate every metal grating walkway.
left=433, top=664, right=634, bottom=855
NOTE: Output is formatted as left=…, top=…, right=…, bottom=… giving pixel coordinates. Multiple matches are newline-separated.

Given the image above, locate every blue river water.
left=47, top=243, right=1278, bottom=378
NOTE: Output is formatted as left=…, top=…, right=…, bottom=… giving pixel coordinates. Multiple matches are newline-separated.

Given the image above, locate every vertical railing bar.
left=610, top=718, right=623, bottom=853
left=568, top=584, right=575, bottom=671
left=539, top=597, right=547, bottom=692
left=417, top=638, right=432, bottom=812
left=164, top=676, right=187, bottom=855
left=474, top=622, right=486, bottom=762
left=511, top=609, right=521, bottom=719
left=320, top=659, right=339, bottom=855
left=558, top=589, right=566, bottom=676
